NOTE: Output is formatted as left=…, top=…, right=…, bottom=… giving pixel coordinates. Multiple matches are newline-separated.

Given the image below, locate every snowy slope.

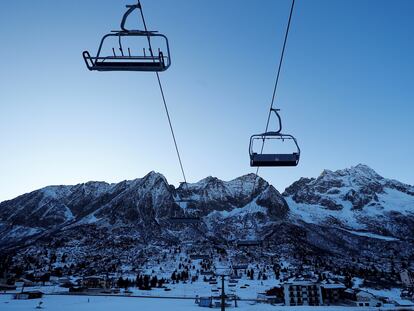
left=285, top=164, right=414, bottom=239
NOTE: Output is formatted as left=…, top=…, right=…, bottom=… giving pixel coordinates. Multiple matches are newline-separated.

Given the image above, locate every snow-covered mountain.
left=285, top=164, right=414, bottom=239
left=0, top=172, right=287, bottom=247
left=0, top=164, right=413, bottom=272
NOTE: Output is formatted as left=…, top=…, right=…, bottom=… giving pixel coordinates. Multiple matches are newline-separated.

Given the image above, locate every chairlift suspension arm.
left=271, top=108, right=283, bottom=133
left=120, top=2, right=142, bottom=32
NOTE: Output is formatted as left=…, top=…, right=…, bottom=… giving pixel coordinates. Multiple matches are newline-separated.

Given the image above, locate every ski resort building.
left=13, top=291, right=43, bottom=300
left=196, top=296, right=212, bottom=308
left=283, top=279, right=323, bottom=306
left=320, top=282, right=346, bottom=305
left=343, top=289, right=384, bottom=307
left=354, top=291, right=383, bottom=307
left=81, top=276, right=106, bottom=289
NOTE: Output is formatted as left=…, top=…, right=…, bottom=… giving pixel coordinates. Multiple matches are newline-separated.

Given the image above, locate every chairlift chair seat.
left=83, top=51, right=167, bottom=72
left=250, top=152, right=299, bottom=167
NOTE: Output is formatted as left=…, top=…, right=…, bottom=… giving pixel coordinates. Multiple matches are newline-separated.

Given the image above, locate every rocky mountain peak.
left=141, top=171, right=169, bottom=185
left=285, top=164, right=414, bottom=239
left=318, top=164, right=382, bottom=184
left=284, top=164, right=389, bottom=210
left=1, top=166, right=413, bottom=270
left=336, top=164, right=382, bottom=181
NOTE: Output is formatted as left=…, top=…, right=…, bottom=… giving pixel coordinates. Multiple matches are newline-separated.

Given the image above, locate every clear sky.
left=0, top=0, right=413, bottom=202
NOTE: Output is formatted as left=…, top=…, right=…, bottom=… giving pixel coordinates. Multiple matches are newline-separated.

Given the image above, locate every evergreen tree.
left=150, top=276, right=158, bottom=288
left=136, top=275, right=143, bottom=289
left=171, top=271, right=177, bottom=283
left=117, top=277, right=125, bottom=288
left=143, top=275, right=150, bottom=290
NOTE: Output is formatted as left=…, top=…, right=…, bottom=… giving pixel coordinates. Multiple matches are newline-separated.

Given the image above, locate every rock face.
left=284, top=164, right=414, bottom=240
left=0, top=171, right=288, bottom=248
left=0, top=164, right=413, bottom=271
left=175, top=173, right=288, bottom=217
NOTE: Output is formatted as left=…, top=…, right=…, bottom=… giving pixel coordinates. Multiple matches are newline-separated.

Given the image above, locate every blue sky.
left=0, top=0, right=413, bottom=202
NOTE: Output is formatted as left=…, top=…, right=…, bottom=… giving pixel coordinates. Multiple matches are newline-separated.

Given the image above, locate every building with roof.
left=14, top=291, right=43, bottom=300
left=320, top=281, right=346, bottom=305
left=283, top=279, right=323, bottom=306
left=343, top=289, right=383, bottom=308
left=81, top=276, right=106, bottom=289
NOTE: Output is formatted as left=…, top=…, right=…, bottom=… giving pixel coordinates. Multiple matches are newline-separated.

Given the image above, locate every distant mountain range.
left=1, top=164, right=413, bottom=271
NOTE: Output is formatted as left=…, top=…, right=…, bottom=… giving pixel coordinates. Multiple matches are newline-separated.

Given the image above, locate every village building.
left=264, top=286, right=285, bottom=304
left=196, top=296, right=212, bottom=308
left=283, top=279, right=323, bottom=306
left=81, top=276, right=106, bottom=289
left=320, top=281, right=346, bottom=305
left=343, top=289, right=383, bottom=307
left=14, top=291, right=44, bottom=300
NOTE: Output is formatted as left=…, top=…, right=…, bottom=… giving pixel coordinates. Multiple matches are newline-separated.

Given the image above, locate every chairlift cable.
left=138, top=1, right=188, bottom=187
left=262, top=0, right=295, bottom=139
left=250, top=0, right=296, bottom=201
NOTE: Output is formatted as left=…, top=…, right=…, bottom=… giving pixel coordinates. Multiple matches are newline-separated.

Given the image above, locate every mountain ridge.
left=0, top=164, right=413, bottom=273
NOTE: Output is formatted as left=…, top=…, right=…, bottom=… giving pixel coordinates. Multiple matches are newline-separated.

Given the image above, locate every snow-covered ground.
left=343, top=229, right=399, bottom=241
left=1, top=294, right=411, bottom=311
left=360, top=287, right=401, bottom=301
left=4, top=278, right=282, bottom=300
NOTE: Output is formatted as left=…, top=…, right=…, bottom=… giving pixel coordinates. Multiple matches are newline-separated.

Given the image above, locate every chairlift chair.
left=83, top=2, right=171, bottom=72
left=249, top=108, right=300, bottom=167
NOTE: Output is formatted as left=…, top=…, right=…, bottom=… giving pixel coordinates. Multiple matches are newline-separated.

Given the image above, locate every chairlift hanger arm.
left=270, top=108, right=282, bottom=133
left=120, top=1, right=142, bottom=32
